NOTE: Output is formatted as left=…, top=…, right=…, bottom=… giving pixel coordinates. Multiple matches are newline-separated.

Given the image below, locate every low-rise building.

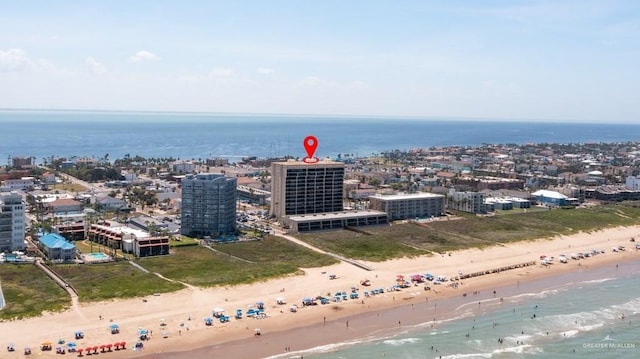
left=4, top=177, right=35, bottom=190
left=48, top=198, right=83, bottom=215
left=39, top=233, right=76, bottom=261
left=96, top=196, right=127, bottom=211
left=369, top=192, right=445, bottom=221
left=284, top=210, right=388, bottom=232
left=531, top=190, right=569, bottom=206
left=446, top=190, right=487, bottom=214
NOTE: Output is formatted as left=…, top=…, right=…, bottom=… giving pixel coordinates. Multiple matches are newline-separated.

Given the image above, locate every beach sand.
left=1, top=226, right=639, bottom=358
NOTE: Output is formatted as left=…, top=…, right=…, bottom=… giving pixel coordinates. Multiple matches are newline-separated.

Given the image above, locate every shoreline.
left=154, top=254, right=638, bottom=359
left=1, top=226, right=639, bottom=358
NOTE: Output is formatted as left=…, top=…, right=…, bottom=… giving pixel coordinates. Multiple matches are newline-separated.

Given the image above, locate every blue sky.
left=1, top=1, right=639, bottom=122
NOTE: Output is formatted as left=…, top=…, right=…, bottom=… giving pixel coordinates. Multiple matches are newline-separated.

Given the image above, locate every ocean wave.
left=262, top=337, right=378, bottom=359
left=382, top=337, right=421, bottom=346
left=439, top=345, right=542, bottom=359
left=580, top=278, right=616, bottom=285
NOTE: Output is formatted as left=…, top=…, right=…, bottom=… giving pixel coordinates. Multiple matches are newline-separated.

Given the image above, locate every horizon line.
left=0, top=107, right=634, bottom=124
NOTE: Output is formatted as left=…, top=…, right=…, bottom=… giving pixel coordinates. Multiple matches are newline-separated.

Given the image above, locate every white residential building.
left=0, top=192, right=25, bottom=251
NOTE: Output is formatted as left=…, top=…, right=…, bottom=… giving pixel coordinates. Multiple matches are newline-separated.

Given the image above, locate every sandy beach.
left=1, top=226, right=639, bottom=359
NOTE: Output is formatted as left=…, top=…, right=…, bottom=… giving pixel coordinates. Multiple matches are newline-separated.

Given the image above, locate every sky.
left=1, top=0, right=639, bottom=122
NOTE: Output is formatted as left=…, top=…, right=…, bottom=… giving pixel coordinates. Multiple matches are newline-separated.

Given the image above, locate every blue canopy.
left=138, top=329, right=148, bottom=335
left=110, top=324, right=119, bottom=329
left=67, top=342, right=76, bottom=348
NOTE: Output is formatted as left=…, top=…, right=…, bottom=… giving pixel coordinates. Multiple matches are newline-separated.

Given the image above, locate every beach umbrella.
left=92, top=345, right=98, bottom=353
left=106, top=343, right=112, bottom=351
left=76, top=348, right=83, bottom=356
left=67, top=342, right=76, bottom=348
left=85, top=347, right=91, bottom=354
left=121, top=341, right=126, bottom=349
left=99, top=344, right=106, bottom=352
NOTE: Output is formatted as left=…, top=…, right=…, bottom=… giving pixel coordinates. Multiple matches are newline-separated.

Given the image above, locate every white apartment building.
left=0, top=192, right=25, bottom=251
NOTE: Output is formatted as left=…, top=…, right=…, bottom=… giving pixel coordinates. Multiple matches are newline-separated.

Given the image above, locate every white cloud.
left=85, top=57, right=107, bottom=75
left=257, top=67, right=275, bottom=75
left=210, top=67, right=234, bottom=77
left=0, top=48, right=31, bottom=72
left=129, top=50, right=160, bottom=63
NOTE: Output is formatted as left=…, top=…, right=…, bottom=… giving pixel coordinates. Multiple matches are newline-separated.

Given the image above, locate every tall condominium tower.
left=0, top=192, right=25, bottom=252
left=180, top=173, right=237, bottom=238
left=270, top=160, right=345, bottom=219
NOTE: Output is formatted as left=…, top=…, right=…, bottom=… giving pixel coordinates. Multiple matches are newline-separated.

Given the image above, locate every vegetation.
left=297, top=229, right=429, bottom=261
left=170, top=236, right=199, bottom=247
left=297, top=204, right=640, bottom=261
left=52, top=262, right=184, bottom=302
left=136, top=236, right=338, bottom=287
left=0, top=264, right=70, bottom=320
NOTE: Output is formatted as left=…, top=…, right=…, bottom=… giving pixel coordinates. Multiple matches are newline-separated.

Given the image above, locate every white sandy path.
left=0, top=225, right=638, bottom=358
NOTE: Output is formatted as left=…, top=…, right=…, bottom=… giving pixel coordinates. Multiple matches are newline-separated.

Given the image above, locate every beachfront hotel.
left=180, top=173, right=237, bottom=238
left=270, top=160, right=345, bottom=219
left=0, top=191, right=25, bottom=252
left=271, top=160, right=387, bottom=232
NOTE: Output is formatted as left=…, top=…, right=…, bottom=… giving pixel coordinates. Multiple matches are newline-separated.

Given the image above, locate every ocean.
left=285, top=262, right=640, bottom=359
left=1, top=110, right=640, bottom=165
left=2, top=110, right=640, bottom=358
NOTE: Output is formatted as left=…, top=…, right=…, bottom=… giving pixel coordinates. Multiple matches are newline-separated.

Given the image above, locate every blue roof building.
left=39, top=233, right=76, bottom=261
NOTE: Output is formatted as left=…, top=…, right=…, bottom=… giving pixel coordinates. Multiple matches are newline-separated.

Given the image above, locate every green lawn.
left=0, top=264, right=70, bottom=320
left=296, top=204, right=640, bottom=261
left=136, top=236, right=337, bottom=287
left=297, top=227, right=430, bottom=261
left=51, top=261, right=184, bottom=302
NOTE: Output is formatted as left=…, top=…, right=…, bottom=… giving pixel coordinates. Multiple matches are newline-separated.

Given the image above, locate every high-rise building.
left=270, top=160, right=345, bottom=219
left=180, top=173, right=237, bottom=238
left=0, top=192, right=25, bottom=251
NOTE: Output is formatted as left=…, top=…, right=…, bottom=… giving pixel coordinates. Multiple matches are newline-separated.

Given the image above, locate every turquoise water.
left=293, top=262, right=640, bottom=359
left=87, top=252, right=109, bottom=259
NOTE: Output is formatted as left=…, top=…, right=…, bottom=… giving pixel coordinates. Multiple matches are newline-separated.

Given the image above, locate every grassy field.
left=51, top=261, right=184, bottom=302
left=136, top=236, right=338, bottom=287
left=297, top=227, right=430, bottom=261
left=51, top=183, right=87, bottom=193
left=0, top=264, right=70, bottom=320
left=296, top=204, right=640, bottom=261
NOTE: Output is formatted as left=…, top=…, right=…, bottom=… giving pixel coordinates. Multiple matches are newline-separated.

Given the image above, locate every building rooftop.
left=287, top=210, right=387, bottom=222
left=370, top=192, right=445, bottom=201
left=39, top=233, right=75, bottom=250
left=532, top=190, right=568, bottom=200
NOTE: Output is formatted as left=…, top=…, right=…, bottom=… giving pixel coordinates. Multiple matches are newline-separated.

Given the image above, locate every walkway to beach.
left=0, top=279, right=5, bottom=310
left=273, top=228, right=374, bottom=271
left=34, top=260, right=85, bottom=319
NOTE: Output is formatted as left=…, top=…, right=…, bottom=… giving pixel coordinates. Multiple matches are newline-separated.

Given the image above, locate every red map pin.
left=303, top=135, right=319, bottom=163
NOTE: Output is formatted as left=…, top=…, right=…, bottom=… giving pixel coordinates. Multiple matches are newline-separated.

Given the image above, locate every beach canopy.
left=67, top=342, right=76, bottom=348
left=110, top=324, right=119, bottom=329
left=213, top=308, right=224, bottom=313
